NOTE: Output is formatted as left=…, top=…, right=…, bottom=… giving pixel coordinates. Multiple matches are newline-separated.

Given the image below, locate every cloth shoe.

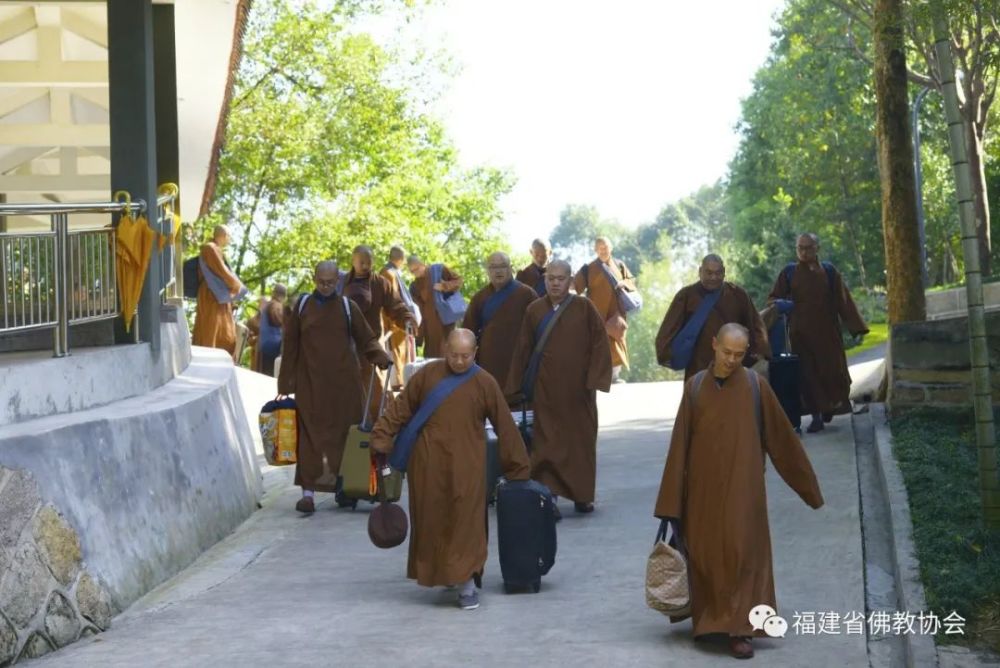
left=806, top=415, right=825, bottom=433
left=457, top=591, right=480, bottom=610
left=574, top=501, right=595, bottom=514
left=728, top=636, right=754, bottom=659
left=295, top=496, right=315, bottom=514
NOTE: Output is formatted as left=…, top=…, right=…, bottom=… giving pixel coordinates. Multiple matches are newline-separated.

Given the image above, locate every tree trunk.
left=966, top=117, right=992, bottom=275
left=933, top=8, right=1000, bottom=529
left=873, top=0, right=927, bottom=323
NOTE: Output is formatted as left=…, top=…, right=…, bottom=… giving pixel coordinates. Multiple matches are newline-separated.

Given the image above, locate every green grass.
left=845, top=322, right=889, bottom=358
left=927, top=275, right=1000, bottom=293
left=891, top=408, right=1000, bottom=652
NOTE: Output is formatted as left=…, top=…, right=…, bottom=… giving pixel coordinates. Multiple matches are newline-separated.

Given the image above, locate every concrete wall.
left=925, top=282, right=1000, bottom=321
left=889, top=311, right=1000, bottom=410
left=0, top=344, right=261, bottom=663
left=0, top=307, right=191, bottom=428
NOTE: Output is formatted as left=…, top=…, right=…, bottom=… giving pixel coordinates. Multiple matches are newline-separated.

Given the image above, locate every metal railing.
left=0, top=200, right=145, bottom=357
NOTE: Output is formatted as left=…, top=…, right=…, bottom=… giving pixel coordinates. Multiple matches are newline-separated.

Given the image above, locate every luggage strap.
left=521, top=296, right=574, bottom=401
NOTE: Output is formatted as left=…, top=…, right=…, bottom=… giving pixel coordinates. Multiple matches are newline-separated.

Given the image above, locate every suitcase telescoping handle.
left=782, top=314, right=793, bottom=355
left=360, top=364, right=379, bottom=431
left=377, top=361, right=393, bottom=418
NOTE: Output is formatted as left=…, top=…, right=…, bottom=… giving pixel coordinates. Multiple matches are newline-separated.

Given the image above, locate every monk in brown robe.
left=379, top=246, right=420, bottom=390
left=462, top=251, right=538, bottom=391
left=515, top=238, right=551, bottom=297
left=408, top=255, right=463, bottom=358
left=278, top=261, right=392, bottom=514
left=192, top=225, right=246, bottom=354
left=655, top=254, right=770, bottom=379
left=372, top=329, right=530, bottom=610
left=573, top=236, right=637, bottom=383
left=246, top=284, right=287, bottom=376
left=342, top=245, right=414, bottom=415
left=506, top=260, right=612, bottom=517
left=654, top=323, right=824, bottom=659
left=767, top=233, right=869, bottom=433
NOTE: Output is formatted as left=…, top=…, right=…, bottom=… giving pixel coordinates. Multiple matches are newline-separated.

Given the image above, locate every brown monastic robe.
left=371, top=361, right=531, bottom=587
left=767, top=261, right=869, bottom=416
left=504, top=295, right=613, bottom=503
left=515, top=263, right=547, bottom=297
left=655, top=282, right=771, bottom=380
left=654, top=366, right=824, bottom=637
left=192, top=242, right=242, bottom=354
left=342, top=270, right=412, bottom=415
left=411, top=265, right=462, bottom=358
left=461, top=279, right=538, bottom=391
left=573, top=258, right=636, bottom=368
left=379, top=263, right=414, bottom=389
left=277, top=294, right=386, bottom=492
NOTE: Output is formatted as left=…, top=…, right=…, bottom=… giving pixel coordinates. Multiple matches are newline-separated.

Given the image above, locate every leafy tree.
left=195, top=0, right=514, bottom=306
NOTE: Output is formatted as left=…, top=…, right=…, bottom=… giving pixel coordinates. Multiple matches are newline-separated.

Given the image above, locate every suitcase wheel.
left=335, top=492, right=358, bottom=509
left=532, top=580, right=541, bottom=593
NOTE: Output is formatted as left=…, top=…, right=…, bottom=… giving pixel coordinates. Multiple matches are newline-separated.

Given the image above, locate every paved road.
left=35, top=381, right=868, bottom=667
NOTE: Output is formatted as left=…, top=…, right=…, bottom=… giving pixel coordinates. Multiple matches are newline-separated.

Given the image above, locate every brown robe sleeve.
left=654, top=378, right=694, bottom=519
left=832, top=269, right=869, bottom=336
left=583, top=298, right=613, bottom=392
left=767, top=268, right=792, bottom=304
left=201, top=243, right=242, bottom=294
left=440, top=265, right=463, bottom=293
left=277, top=298, right=301, bottom=395
left=379, top=275, right=413, bottom=329
left=617, top=260, right=636, bottom=292
left=370, top=367, right=426, bottom=454
left=759, top=375, right=824, bottom=508
left=573, top=265, right=588, bottom=295
left=461, top=288, right=486, bottom=332
left=740, top=288, right=772, bottom=362
left=347, top=300, right=390, bottom=365
left=655, top=287, right=689, bottom=367
left=503, top=306, right=535, bottom=400
left=483, top=376, right=531, bottom=480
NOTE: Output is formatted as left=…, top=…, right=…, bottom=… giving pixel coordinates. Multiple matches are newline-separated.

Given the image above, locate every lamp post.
left=912, top=85, right=932, bottom=288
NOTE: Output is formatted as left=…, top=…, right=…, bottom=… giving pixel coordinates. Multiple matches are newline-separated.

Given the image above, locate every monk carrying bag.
left=521, top=296, right=574, bottom=402
left=182, top=256, right=200, bottom=299
left=667, top=288, right=722, bottom=371
left=340, top=366, right=403, bottom=508
left=430, top=263, right=467, bottom=326
left=389, top=364, right=481, bottom=472
left=475, top=279, right=517, bottom=341
left=598, top=260, right=643, bottom=313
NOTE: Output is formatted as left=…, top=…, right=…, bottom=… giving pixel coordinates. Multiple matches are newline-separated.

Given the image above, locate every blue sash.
left=430, top=263, right=467, bottom=325
left=389, top=364, right=481, bottom=472
left=480, top=280, right=517, bottom=328
left=668, top=288, right=722, bottom=371
left=199, top=257, right=247, bottom=304
left=520, top=299, right=571, bottom=401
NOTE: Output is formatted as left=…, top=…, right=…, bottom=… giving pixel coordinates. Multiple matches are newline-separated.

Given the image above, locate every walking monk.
left=655, top=254, right=770, bottom=379
left=408, top=255, right=463, bottom=358
left=278, top=261, right=391, bottom=514
left=462, top=251, right=538, bottom=390
left=380, top=246, right=421, bottom=390
left=192, top=225, right=247, bottom=354
left=574, top=237, right=637, bottom=383
left=371, top=329, right=531, bottom=610
left=654, top=323, right=823, bottom=659
left=341, top=245, right=413, bottom=414
left=767, top=233, right=868, bottom=433
left=506, top=260, right=612, bottom=518
left=515, top=238, right=551, bottom=297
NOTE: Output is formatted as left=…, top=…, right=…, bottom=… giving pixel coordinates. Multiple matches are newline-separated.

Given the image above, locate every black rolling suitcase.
left=485, top=407, right=533, bottom=505
left=496, top=479, right=557, bottom=593
left=768, top=314, right=802, bottom=433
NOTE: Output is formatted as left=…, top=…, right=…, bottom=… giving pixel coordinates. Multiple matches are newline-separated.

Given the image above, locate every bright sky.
left=399, top=0, right=787, bottom=251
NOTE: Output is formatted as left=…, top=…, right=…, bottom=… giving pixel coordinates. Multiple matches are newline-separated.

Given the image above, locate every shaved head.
left=796, top=233, right=820, bottom=263
left=315, top=260, right=337, bottom=274
left=314, top=260, right=339, bottom=297
left=389, top=246, right=406, bottom=262
left=545, top=259, right=572, bottom=302
left=717, top=322, right=750, bottom=343
left=352, top=245, right=374, bottom=276
left=213, top=225, right=230, bottom=247
left=548, top=259, right=572, bottom=274
left=712, top=322, right=750, bottom=379
left=488, top=251, right=510, bottom=266
left=531, top=238, right=551, bottom=251
left=699, top=253, right=726, bottom=291
left=445, top=328, right=478, bottom=374
left=353, top=245, right=374, bottom=260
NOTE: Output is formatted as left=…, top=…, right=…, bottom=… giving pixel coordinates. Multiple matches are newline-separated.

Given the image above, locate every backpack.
left=182, top=256, right=200, bottom=299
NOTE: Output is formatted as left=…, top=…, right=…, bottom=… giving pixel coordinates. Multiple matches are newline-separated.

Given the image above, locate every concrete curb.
left=868, top=403, right=940, bottom=668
